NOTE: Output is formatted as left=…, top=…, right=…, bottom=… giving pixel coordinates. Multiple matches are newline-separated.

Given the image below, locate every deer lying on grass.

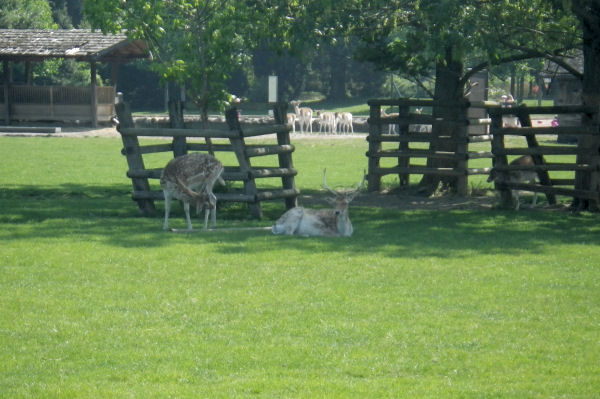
left=291, top=100, right=313, bottom=134
left=160, top=153, right=224, bottom=230
left=487, top=155, right=538, bottom=210
left=272, top=170, right=366, bottom=237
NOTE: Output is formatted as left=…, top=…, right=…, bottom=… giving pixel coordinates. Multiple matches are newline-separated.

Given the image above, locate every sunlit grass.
left=1, top=136, right=599, bottom=398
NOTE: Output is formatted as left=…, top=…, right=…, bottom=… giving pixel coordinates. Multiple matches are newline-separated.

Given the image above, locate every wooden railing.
left=488, top=104, right=600, bottom=208
left=0, top=85, right=115, bottom=123
left=115, top=101, right=298, bottom=219
left=366, top=98, right=491, bottom=195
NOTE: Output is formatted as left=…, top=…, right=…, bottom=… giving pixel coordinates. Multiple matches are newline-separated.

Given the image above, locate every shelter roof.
left=0, top=29, right=149, bottom=63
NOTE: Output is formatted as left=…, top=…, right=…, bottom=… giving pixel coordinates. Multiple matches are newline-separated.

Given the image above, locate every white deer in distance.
left=290, top=100, right=313, bottom=134
left=316, top=110, right=337, bottom=134
left=487, top=155, right=538, bottom=210
left=336, top=112, right=354, bottom=134
left=160, top=152, right=224, bottom=230
left=272, top=170, right=366, bottom=237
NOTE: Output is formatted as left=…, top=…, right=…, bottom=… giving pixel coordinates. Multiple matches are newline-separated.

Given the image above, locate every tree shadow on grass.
left=2, top=185, right=600, bottom=257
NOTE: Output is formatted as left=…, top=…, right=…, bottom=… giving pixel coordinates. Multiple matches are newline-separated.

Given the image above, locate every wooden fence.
left=367, top=97, right=600, bottom=208
left=115, top=101, right=298, bottom=219
left=488, top=104, right=600, bottom=208
left=366, top=98, right=492, bottom=195
left=0, top=85, right=115, bottom=124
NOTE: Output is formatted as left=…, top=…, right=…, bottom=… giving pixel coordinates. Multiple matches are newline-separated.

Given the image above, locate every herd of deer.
left=287, top=100, right=354, bottom=134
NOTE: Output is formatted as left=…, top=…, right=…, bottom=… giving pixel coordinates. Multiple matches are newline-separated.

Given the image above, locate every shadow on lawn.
left=2, top=184, right=599, bottom=257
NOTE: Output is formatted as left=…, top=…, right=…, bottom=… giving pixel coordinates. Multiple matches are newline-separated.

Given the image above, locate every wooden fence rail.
left=115, top=101, right=298, bottom=219
left=488, top=104, right=600, bottom=208
left=366, top=98, right=491, bottom=195
left=367, top=98, right=600, bottom=208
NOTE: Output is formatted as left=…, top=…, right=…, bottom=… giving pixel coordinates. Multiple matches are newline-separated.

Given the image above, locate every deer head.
left=322, top=169, right=365, bottom=236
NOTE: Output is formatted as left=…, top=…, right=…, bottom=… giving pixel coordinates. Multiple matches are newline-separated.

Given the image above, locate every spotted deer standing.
left=487, top=155, right=538, bottom=210
left=160, top=153, right=224, bottom=230
left=272, top=170, right=365, bottom=237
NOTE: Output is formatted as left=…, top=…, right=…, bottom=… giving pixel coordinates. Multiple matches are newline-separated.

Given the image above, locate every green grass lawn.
left=1, top=136, right=599, bottom=398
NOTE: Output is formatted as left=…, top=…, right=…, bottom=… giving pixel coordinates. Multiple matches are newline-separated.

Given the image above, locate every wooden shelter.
left=0, top=29, right=148, bottom=127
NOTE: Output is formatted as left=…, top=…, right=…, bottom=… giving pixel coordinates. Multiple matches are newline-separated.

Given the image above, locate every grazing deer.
left=316, top=110, right=337, bottom=134
left=286, top=113, right=297, bottom=133
left=380, top=108, right=399, bottom=134
left=336, top=112, right=354, bottom=134
left=488, top=155, right=538, bottom=210
left=291, top=100, right=313, bottom=134
left=272, top=170, right=365, bottom=237
left=160, top=153, right=224, bottom=230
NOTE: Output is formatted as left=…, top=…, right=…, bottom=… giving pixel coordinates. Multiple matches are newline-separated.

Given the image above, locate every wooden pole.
left=3, top=60, right=11, bottom=125
left=367, top=103, right=382, bottom=192
left=115, top=100, right=156, bottom=215
left=273, top=102, right=298, bottom=209
left=90, top=61, right=98, bottom=128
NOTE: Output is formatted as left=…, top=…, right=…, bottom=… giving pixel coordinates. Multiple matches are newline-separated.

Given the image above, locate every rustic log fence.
left=367, top=98, right=600, bottom=208
left=366, top=98, right=492, bottom=195
left=488, top=104, right=600, bottom=209
left=115, top=100, right=298, bottom=219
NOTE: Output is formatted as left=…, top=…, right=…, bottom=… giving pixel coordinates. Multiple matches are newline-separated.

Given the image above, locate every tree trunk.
left=328, top=44, right=348, bottom=101
left=419, top=47, right=466, bottom=194
left=572, top=1, right=600, bottom=211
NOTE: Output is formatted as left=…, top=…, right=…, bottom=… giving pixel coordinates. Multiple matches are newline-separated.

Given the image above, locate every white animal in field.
left=487, top=155, right=538, bottom=210
left=380, top=108, right=399, bottom=134
left=286, top=113, right=297, bottom=133
left=272, top=170, right=365, bottom=237
left=336, top=112, right=354, bottom=134
left=408, top=107, right=432, bottom=133
left=316, top=111, right=337, bottom=133
left=160, top=153, right=224, bottom=230
left=291, top=100, right=313, bottom=134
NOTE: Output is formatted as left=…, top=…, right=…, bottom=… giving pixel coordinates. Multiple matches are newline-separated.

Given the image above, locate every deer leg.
left=530, top=179, right=538, bottom=208
left=203, top=208, right=210, bottom=230
left=514, top=190, right=521, bottom=211
left=163, top=192, right=172, bottom=230
left=183, top=201, right=193, bottom=230
left=209, top=193, right=217, bottom=228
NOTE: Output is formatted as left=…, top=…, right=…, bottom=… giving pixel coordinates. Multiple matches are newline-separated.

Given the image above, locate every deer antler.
left=322, top=169, right=339, bottom=195
left=348, top=170, right=366, bottom=200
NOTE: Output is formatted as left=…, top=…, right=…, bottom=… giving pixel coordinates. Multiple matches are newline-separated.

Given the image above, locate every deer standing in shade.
left=160, top=153, right=224, bottom=230
left=488, top=155, right=538, bottom=210
left=272, top=170, right=365, bottom=237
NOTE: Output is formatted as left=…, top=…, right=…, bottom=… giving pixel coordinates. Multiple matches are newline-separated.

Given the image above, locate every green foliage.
left=1, top=136, right=600, bottom=397
left=0, top=0, right=55, bottom=28
left=351, top=0, right=580, bottom=82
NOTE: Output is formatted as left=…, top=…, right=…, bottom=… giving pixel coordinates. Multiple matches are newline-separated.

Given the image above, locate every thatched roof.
left=0, top=29, right=149, bottom=63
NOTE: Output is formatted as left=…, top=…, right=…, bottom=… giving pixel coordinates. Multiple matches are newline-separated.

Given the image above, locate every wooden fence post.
left=397, top=105, right=410, bottom=186
left=367, top=103, right=382, bottom=192
left=516, top=107, right=556, bottom=205
left=273, top=102, right=298, bottom=209
left=455, top=102, right=468, bottom=196
left=489, top=108, right=513, bottom=208
left=225, top=107, right=262, bottom=219
left=115, top=101, right=156, bottom=215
